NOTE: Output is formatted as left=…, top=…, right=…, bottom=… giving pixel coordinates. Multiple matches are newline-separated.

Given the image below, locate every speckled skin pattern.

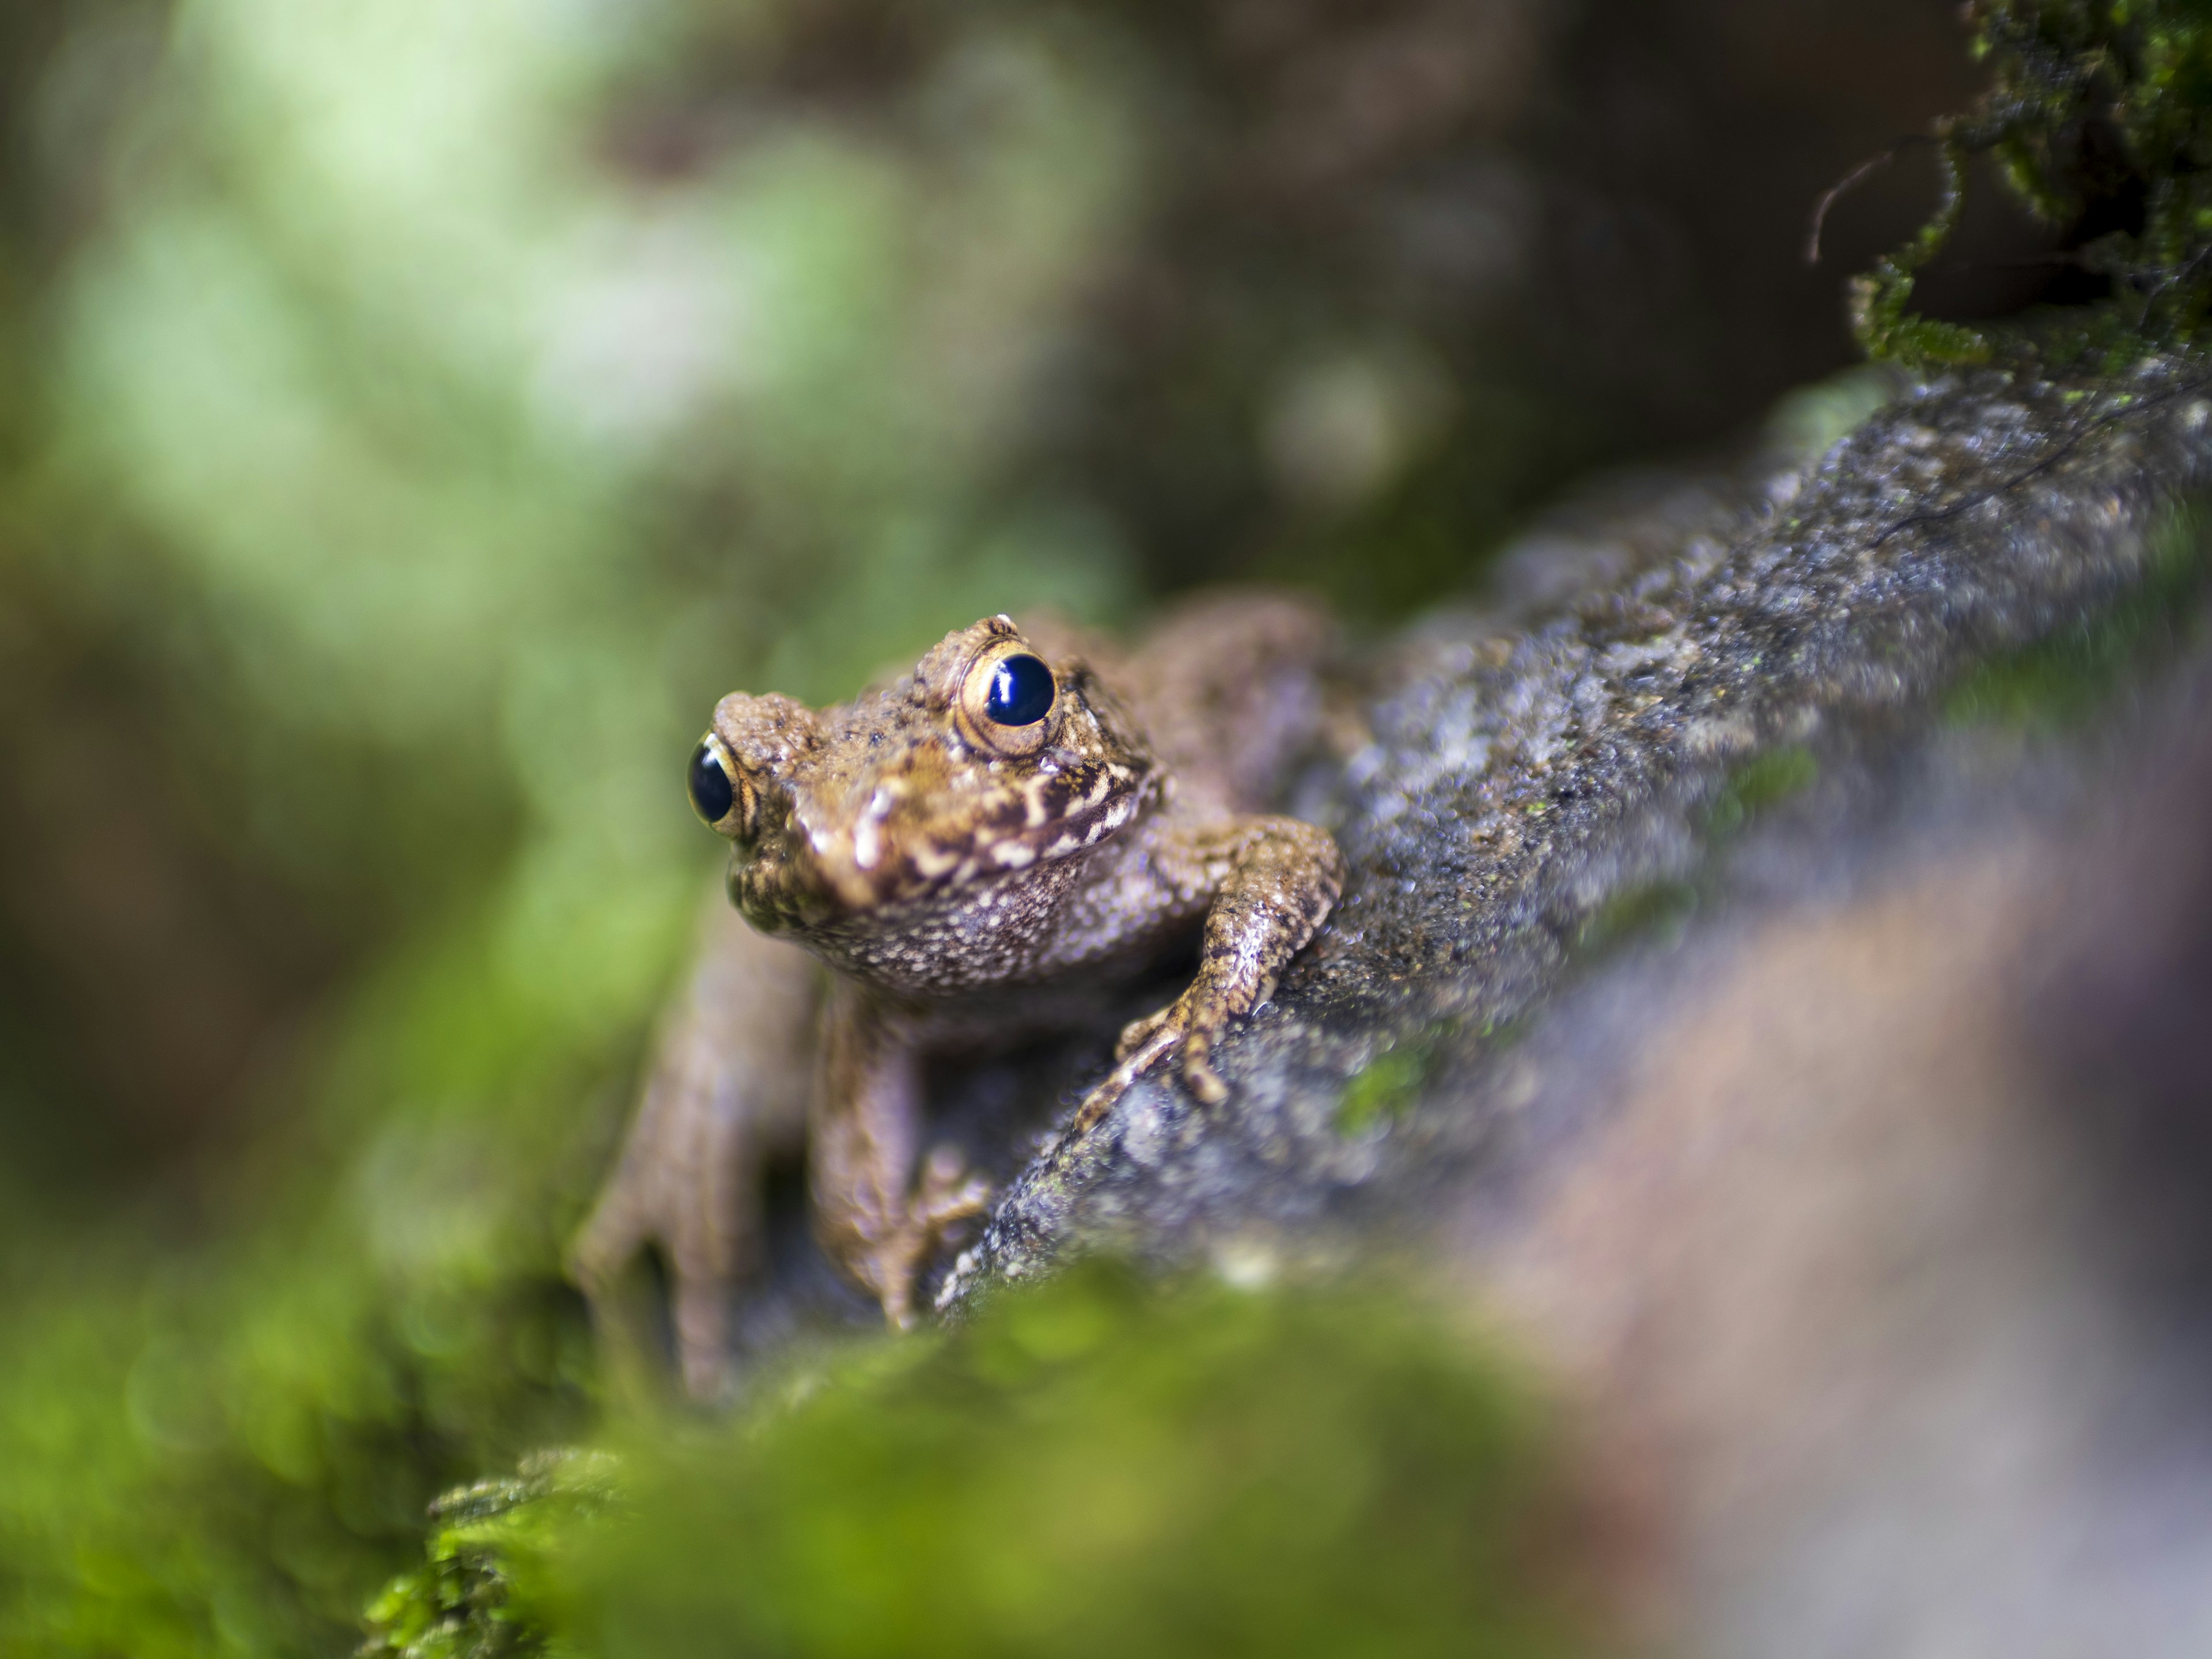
left=572, top=593, right=1342, bottom=1390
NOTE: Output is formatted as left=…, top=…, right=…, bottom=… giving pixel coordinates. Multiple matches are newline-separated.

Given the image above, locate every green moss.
left=361, top=1452, right=619, bottom=1659
left=1853, top=0, right=2212, bottom=369
left=1574, top=878, right=1700, bottom=957
left=1573, top=745, right=1820, bottom=959
left=1335, top=1037, right=1437, bottom=1135
left=371, top=1263, right=1596, bottom=1659
left=1703, top=744, right=1820, bottom=839
left=0, top=875, right=702, bottom=1657
left=1762, top=366, right=1909, bottom=462
left=1947, top=498, right=2212, bottom=726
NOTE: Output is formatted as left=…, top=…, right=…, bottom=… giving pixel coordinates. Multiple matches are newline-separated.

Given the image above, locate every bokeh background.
left=0, top=2, right=2074, bottom=1652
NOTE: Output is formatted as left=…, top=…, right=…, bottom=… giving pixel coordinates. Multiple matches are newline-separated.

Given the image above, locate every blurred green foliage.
left=6, top=2, right=1145, bottom=1650
left=362, top=1264, right=1595, bottom=1659
left=1854, top=0, right=2212, bottom=366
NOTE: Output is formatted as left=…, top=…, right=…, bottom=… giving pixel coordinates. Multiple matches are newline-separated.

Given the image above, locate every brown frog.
left=571, top=592, right=1344, bottom=1396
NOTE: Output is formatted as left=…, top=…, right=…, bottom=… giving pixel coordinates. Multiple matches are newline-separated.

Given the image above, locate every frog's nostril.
left=985, top=653, right=1055, bottom=726
left=687, top=738, right=737, bottom=827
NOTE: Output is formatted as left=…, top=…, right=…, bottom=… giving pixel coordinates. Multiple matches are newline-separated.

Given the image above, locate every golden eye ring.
left=956, top=643, right=1058, bottom=756
left=687, top=734, right=755, bottom=839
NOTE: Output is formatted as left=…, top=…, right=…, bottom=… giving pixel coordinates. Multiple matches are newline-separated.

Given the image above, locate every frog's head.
left=687, top=615, right=1157, bottom=940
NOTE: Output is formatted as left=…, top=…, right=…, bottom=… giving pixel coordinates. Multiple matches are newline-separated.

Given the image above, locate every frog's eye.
left=985, top=654, right=1055, bottom=726
left=687, top=736, right=750, bottom=837
left=957, top=645, right=1058, bottom=756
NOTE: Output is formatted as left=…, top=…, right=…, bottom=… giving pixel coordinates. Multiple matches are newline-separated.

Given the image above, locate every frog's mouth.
left=730, top=755, right=1156, bottom=932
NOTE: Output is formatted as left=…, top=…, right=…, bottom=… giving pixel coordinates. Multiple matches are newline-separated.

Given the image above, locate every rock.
left=1461, top=677, right=2212, bottom=1656
left=943, top=358, right=2212, bottom=1306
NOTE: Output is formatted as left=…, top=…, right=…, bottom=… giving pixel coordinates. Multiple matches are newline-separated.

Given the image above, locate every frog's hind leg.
left=569, top=899, right=815, bottom=1402
left=810, top=983, right=991, bottom=1328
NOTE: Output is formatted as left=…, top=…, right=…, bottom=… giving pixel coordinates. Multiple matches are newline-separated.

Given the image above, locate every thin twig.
left=1806, top=135, right=1937, bottom=266
left=1871, top=369, right=2212, bottom=549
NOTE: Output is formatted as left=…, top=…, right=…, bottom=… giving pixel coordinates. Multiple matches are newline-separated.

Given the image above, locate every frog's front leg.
left=1071, top=816, right=1343, bottom=1132
left=812, top=982, right=991, bottom=1328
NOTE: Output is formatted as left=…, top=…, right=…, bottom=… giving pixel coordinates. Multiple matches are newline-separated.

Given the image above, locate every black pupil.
left=984, top=653, right=1055, bottom=726
left=687, top=740, right=736, bottom=825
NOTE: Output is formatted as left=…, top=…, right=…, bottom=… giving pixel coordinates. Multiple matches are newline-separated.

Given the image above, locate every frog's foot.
left=854, top=1147, right=992, bottom=1330
left=1069, top=987, right=1232, bottom=1135
left=569, top=1078, right=757, bottom=1404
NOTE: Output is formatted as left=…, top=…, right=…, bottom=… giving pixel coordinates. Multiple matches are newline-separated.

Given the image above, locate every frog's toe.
left=671, top=1271, right=736, bottom=1400
left=852, top=1235, right=923, bottom=1331
left=1067, top=1074, right=1123, bottom=1135
left=1070, top=1009, right=1230, bottom=1141
left=916, top=1146, right=992, bottom=1228
left=876, top=1278, right=919, bottom=1332
left=1113, top=1005, right=1172, bottom=1062
left=854, top=1160, right=993, bottom=1332
left=1179, top=1032, right=1228, bottom=1104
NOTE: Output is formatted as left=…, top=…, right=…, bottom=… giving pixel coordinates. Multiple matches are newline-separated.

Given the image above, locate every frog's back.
left=1118, top=590, right=1335, bottom=820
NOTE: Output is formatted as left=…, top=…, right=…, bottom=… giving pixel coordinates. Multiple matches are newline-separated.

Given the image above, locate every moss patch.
left=1574, top=877, right=1702, bottom=958
left=361, top=1451, right=619, bottom=1659
left=1948, top=499, right=2212, bottom=728
left=1703, top=744, right=1821, bottom=839
left=1851, top=0, right=2212, bottom=369
left=368, top=1263, right=1599, bottom=1659
left=1335, top=1037, right=1439, bottom=1135
left=1572, top=745, right=1821, bottom=959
